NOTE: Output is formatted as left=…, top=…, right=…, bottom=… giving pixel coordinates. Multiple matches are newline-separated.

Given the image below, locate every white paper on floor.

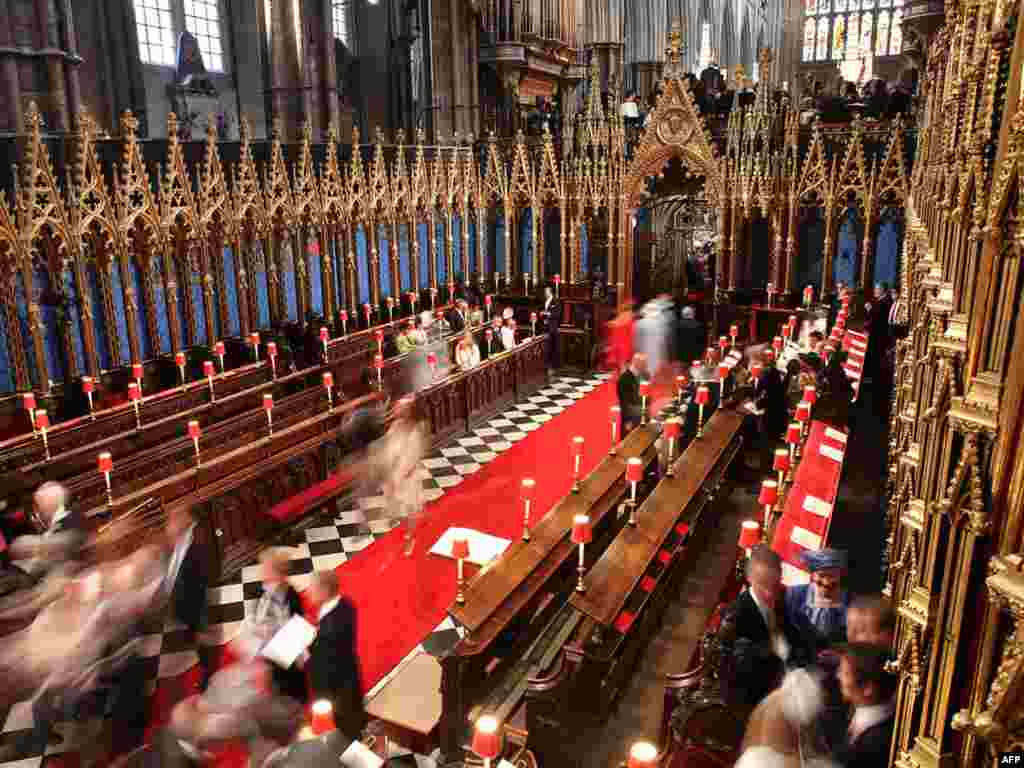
left=430, top=528, right=511, bottom=566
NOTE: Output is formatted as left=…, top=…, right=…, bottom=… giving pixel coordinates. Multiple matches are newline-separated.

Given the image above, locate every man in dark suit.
left=166, top=507, right=212, bottom=686
left=728, top=546, right=807, bottom=709
left=833, top=643, right=896, bottom=767
left=542, top=285, right=561, bottom=372
left=306, top=569, right=365, bottom=742
left=447, top=300, right=468, bottom=334
left=617, top=353, right=648, bottom=434
left=754, top=350, right=788, bottom=439
left=677, top=305, right=704, bottom=365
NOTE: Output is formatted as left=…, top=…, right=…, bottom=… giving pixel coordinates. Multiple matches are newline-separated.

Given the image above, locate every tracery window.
left=333, top=0, right=352, bottom=47
left=801, top=0, right=902, bottom=62
left=135, top=0, right=227, bottom=71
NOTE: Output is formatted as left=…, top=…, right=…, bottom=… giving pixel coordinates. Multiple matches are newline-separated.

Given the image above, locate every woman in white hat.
left=501, top=307, right=517, bottom=350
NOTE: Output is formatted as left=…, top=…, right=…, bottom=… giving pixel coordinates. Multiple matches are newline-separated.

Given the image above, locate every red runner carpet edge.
left=340, top=378, right=616, bottom=692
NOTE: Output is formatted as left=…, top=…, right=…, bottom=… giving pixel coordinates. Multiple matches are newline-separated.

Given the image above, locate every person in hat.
left=831, top=643, right=897, bottom=767
left=785, top=549, right=851, bottom=655
left=542, top=285, right=562, bottom=373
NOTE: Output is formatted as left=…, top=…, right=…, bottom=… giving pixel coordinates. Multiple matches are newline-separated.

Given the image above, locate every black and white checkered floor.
left=0, top=372, right=610, bottom=768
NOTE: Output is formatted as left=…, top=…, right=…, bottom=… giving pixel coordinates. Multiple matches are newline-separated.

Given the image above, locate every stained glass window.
left=801, top=0, right=899, bottom=62
left=816, top=17, right=830, bottom=59
left=804, top=19, right=817, bottom=60
left=833, top=15, right=846, bottom=59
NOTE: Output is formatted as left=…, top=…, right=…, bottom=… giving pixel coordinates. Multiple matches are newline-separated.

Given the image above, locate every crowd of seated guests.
left=728, top=545, right=897, bottom=768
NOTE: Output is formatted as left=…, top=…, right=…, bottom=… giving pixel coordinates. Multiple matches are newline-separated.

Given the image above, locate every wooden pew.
left=524, top=409, right=746, bottom=768
left=434, top=424, right=663, bottom=763
left=0, top=307, right=456, bottom=477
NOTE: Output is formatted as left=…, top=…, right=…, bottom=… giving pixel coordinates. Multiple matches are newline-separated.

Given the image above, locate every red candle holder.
left=267, top=342, right=278, bottom=378
left=188, top=419, right=201, bottom=466
left=339, top=309, right=349, bottom=336
left=311, top=699, right=335, bottom=736
left=214, top=340, right=226, bottom=372
left=203, top=360, right=216, bottom=402
left=472, top=716, right=501, bottom=766
left=626, top=457, right=643, bottom=525
left=571, top=515, right=592, bottom=592
left=628, top=742, right=658, bottom=768
left=695, top=386, right=710, bottom=438
left=664, top=418, right=681, bottom=476
left=323, top=372, right=334, bottom=410
left=98, top=451, right=114, bottom=506
left=452, top=537, right=470, bottom=605
left=570, top=436, right=584, bottom=493
left=263, top=393, right=274, bottom=435
left=175, top=351, right=187, bottom=389
left=250, top=332, right=260, bottom=361
left=738, top=520, right=762, bottom=558
left=36, top=410, right=50, bottom=460
left=638, top=381, right=650, bottom=424
left=82, top=376, right=95, bottom=416
left=128, top=382, right=142, bottom=430
left=609, top=405, right=620, bottom=455
left=23, top=393, right=37, bottom=436
left=773, top=447, right=791, bottom=488
left=520, top=478, right=535, bottom=541
left=759, top=480, right=779, bottom=530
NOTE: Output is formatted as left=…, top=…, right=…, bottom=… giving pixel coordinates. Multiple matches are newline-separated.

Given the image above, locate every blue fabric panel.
left=581, top=223, right=589, bottom=273
left=874, top=218, right=902, bottom=288
left=15, top=271, right=39, bottom=385
left=86, top=264, right=112, bottom=371
left=223, top=247, right=241, bottom=337
left=255, top=268, right=271, bottom=329
left=33, top=264, right=64, bottom=384
left=467, top=218, right=477, bottom=278
left=128, top=260, right=153, bottom=360
left=494, top=216, right=505, bottom=274
left=797, top=215, right=826, bottom=293
left=191, top=280, right=208, bottom=345
left=834, top=211, right=862, bottom=288
left=417, top=223, right=430, bottom=289
left=331, top=239, right=345, bottom=310
left=452, top=215, right=462, bottom=279
left=378, top=225, right=391, bottom=299
left=355, top=226, right=370, bottom=304
left=436, top=221, right=447, bottom=283
left=0, top=302, right=11, bottom=392
left=282, top=264, right=298, bottom=322
left=148, top=257, right=171, bottom=354
left=307, top=244, right=324, bottom=318
left=519, top=209, right=533, bottom=273
left=62, top=268, right=85, bottom=374
left=543, top=210, right=560, bottom=276
left=110, top=263, right=132, bottom=363
left=399, top=224, right=411, bottom=293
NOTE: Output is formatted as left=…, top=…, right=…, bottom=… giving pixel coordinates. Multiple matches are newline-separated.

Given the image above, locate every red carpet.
left=343, top=377, right=616, bottom=692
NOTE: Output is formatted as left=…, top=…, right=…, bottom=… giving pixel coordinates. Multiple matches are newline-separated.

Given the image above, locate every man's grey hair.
left=34, top=482, right=68, bottom=514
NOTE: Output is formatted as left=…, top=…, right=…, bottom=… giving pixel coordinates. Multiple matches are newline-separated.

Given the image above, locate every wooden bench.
left=432, top=424, right=664, bottom=763
left=523, top=410, right=745, bottom=768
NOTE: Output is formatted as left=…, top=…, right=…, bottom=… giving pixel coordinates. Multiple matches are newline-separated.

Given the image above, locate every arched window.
left=135, top=0, right=227, bottom=71
left=801, top=0, right=903, bottom=62
left=332, top=0, right=352, bottom=47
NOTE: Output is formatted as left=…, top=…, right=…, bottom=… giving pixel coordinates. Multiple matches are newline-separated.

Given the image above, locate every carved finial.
left=121, top=110, right=139, bottom=138
left=453, top=129, right=462, bottom=146
left=328, top=123, right=338, bottom=144
left=303, top=120, right=313, bottom=143
left=240, top=114, right=251, bottom=144
left=667, top=20, right=684, bottom=61
left=416, top=127, right=426, bottom=145
left=374, top=125, right=385, bottom=146
left=396, top=128, right=406, bottom=146
left=515, top=128, right=525, bottom=144
left=758, top=47, right=773, bottom=68
left=352, top=125, right=361, bottom=145
left=24, top=101, right=42, bottom=135
left=271, top=116, right=283, bottom=140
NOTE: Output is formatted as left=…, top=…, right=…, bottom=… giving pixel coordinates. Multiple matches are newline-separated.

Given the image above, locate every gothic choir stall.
left=0, top=1, right=1017, bottom=767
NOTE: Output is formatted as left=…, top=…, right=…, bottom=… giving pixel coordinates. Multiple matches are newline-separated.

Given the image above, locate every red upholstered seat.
left=265, top=467, right=356, bottom=523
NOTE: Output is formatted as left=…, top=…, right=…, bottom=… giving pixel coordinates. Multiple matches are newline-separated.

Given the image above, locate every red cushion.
left=266, top=467, right=355, bottom=523
left=614, top=610, right=636, bottom=632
